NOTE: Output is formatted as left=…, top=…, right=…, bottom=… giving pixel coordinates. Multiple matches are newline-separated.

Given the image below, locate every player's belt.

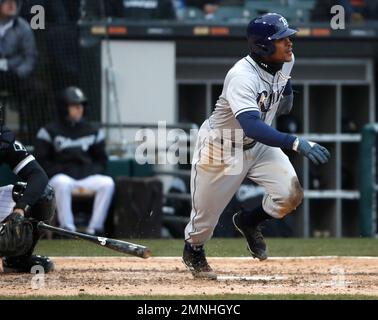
left=243, top=141, right=257, bottom=151
left=220, top=140, right=256, bottom=151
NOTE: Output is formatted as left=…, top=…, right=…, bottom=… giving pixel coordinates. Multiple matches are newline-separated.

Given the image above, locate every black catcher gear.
left=0, top=212, right=33, bottom=257
left=12, top=182, right=56, bottom=223
left=2, top=255, right=54, bottom=273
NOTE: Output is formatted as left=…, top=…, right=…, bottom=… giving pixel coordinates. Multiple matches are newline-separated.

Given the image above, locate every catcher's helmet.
left=247, top=13, right=297, bottom=56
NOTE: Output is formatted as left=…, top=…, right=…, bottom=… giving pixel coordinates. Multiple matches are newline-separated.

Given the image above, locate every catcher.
left=0, top=114, right=55, bottom=273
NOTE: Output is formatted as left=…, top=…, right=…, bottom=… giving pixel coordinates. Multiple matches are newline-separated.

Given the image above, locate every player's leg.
left=0, top=185, right=17, bottom=222
left=249, top=145, right=303, bottom=219
left=49, top=173, right=77, bottom=231
left=75, top=175, right=115, bottom=235
left=233, top=144, right=303, bottom=260
left=183, top=129, right=248, bottom=278
left=2, top=184, right=56, bottom=273
left=185, top=167, right=246, bottom=246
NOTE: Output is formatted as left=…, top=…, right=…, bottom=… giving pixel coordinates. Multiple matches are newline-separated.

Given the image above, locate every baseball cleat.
left=2, top=255, right=54, bottom=274
left=233, top=211, right=268, bottom=261
left=182, top=242, right=217, bottom=280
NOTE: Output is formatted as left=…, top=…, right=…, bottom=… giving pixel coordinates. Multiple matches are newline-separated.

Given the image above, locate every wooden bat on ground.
left=37, top=222, right=152, bottom=259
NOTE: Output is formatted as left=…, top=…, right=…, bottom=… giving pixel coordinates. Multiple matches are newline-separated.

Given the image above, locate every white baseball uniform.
left=185, top=54, right=304, bottom=246
left=49, top=173, right=115, bottom=233
left=0, top=185, right=16, bottom=222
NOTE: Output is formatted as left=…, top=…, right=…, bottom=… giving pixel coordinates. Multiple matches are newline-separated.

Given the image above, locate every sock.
left=185, top=242, right=203, bottom=251
left=239, top=205, right=273, bottom=228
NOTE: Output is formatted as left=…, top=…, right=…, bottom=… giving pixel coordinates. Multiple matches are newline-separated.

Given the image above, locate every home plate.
left=217, top=275, right=288, bottom=281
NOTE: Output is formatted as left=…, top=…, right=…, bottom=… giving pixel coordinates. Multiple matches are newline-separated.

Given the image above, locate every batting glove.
left=293, top=138, right=331, bottom=165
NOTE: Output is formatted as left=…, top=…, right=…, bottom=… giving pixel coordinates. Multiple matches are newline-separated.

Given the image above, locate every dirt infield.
left=0, top=257, right=377, bottom=297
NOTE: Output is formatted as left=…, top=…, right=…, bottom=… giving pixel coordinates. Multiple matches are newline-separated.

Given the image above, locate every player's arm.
left=227, top=75, right=295, bottom=148
left=237, top=110, right=296, bottom=149
left=34, top=127, right=65, bottom=177
left=228, top=76, right=330, bottom=164
left=237, top=111, right=330, bottom=165
left=3, top=142, right=48, bottom=213
left=276, top=80, right=294, bottom=116
left=88, top=128, right=108, bottom=172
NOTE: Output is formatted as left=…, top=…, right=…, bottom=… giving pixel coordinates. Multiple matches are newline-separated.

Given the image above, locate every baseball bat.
left=37, top=222, right=152, bottom=259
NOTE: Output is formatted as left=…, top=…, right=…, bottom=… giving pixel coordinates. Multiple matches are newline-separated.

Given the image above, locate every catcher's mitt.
left=0, top=212, right=33, bottom=257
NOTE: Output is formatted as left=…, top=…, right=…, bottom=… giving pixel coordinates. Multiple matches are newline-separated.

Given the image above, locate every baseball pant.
left=0, top=185, right=15, bottom=223
left=49, top=174, right=115, bottom=232
left=185, top=120, right=303, bottom=246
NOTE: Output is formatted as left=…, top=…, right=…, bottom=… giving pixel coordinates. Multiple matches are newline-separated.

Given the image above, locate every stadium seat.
left=182, top=7, right=205, bottom=20
left=245, top=0, right=314, bottom=20
left=245, top=0, right=277, bottom=15
left=214, top=6, right=251, bottom=22
left=244, top=1, right=312, bottom=23
left=292, top=0, right=315, bottom=10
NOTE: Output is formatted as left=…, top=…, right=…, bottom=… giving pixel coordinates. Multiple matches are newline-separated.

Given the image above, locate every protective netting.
left=1, top=0, right=98, bottom=145
left=1, top=0, right=377, bottom=146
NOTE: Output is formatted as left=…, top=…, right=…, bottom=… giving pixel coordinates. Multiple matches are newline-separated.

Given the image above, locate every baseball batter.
left=183, top=13, right=331, bottom=279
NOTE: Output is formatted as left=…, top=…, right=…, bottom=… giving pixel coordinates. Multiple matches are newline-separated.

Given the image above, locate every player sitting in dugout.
left=34, top=87, right=115, bottom=236
left=0, top=120, right=55, bottom=273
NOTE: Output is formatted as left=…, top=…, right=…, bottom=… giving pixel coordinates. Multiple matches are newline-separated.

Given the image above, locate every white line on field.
left=50, top=256, right=378, bottom=260
left=160, top=256, right=378, bottom=260
left=217, top=275, right=288, bottom=281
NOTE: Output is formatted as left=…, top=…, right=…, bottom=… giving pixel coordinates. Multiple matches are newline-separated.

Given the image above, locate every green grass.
left=34, top=238, right=378, bottom=257
left=0, top=294, right=377, bottom=300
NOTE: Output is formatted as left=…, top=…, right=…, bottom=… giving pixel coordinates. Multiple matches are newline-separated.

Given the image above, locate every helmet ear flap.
left=256, top=43, right=273, bottom=56
left=248, top=37, right=276, bottom=57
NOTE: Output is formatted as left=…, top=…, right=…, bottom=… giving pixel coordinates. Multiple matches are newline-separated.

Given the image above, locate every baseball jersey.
left=208, top=54, right=295, bottom=145
left=35, top=120, right=108, bottom=180
left=1, top=141, right=36, bottom=176
left=0, top=139, right=45, bottom=222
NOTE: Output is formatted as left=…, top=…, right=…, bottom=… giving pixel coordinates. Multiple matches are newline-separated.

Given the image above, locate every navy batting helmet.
left=247, top=13, right=297, bottom=56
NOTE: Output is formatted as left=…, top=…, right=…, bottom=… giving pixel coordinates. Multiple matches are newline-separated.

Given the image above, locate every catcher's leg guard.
left=2, top=255, right=54, bottom=274
left=3, top=184, right=56, bottom=273
left=12, top=183, right=56, bottom=251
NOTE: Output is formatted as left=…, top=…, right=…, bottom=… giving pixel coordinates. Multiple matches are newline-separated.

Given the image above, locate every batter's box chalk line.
left=299, top=281, right=354, bottom=288
left=51, top=256, right=378, bottom=261
left=217, top=275, right=288, bottom=281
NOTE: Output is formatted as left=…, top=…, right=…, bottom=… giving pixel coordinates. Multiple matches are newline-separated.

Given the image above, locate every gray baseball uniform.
left=185, top=54, right=303, bottom=246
